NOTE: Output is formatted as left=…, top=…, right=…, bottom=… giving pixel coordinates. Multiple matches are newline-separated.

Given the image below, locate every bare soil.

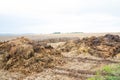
left=0, top=33, right=120, bottom=80
left=22, top=51, right=120, bottom=80
left=0, top=43, right=120, bottom=80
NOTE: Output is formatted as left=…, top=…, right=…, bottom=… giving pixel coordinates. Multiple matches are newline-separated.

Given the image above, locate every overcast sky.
left=0, top=0, right=120, bottom=34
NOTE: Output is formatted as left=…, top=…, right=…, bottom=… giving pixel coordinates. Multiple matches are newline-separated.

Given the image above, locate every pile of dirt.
left=0, top=37, right=62, bottom=75
left=58, top=34, right=120, bottom=58
left=0, top=42, right=3, bottom=45
left=58, top=40, right=80, bottom=52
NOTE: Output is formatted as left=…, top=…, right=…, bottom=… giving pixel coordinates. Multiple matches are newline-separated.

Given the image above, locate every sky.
left=0, top=0, right=120, bottom=34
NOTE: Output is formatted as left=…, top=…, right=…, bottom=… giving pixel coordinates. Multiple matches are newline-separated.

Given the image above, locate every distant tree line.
left=53, top=32, right=61, bottom=34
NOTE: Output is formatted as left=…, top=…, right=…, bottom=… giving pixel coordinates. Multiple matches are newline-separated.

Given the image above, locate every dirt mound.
left=0, top=42, right=3, bottom=45
left=58, top=40, right=79, bottom=52
left=59, top=34, right=120, bottom=58
left=0, top=37, right=62, bottom=75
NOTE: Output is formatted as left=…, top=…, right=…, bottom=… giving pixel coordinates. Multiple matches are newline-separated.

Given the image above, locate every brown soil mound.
left=58, top=40, right=80, bottom=52
left=0, top=37, right=62, bottom=75
left=59, top=34, right=120, bottom=58
left=0, top=42, right=3, bottom=45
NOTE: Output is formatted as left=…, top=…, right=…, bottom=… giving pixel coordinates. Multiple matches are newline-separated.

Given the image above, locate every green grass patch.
left=87, top=64, right=120, bottom=80
left=102, top=65, right=112, bottom=73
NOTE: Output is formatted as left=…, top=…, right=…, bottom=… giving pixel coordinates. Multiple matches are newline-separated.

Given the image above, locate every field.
left=1, top=33, right=120, bottom=41
left=0, top=33, right=120, bottom=80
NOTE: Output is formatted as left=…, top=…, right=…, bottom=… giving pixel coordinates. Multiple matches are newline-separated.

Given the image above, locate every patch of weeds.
left=87, top=64, right=120, bottom=80
left=102, top=65, right=112, bottom=73
left=87, top=77, right=103, bottom=80
left=105, top=76, right=120, bottom=80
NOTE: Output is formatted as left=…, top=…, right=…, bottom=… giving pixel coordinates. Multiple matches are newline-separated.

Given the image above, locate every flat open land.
left=1, top=33, right=120, bottom=41
left=0, top=33, right=120, bottom=80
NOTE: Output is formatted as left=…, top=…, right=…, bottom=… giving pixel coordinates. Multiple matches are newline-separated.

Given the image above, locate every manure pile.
left=0, top=34, right=120, bottom=77
left=0, top=37, right=62, bottom=75
left=58, top=34, right=120, bottom=58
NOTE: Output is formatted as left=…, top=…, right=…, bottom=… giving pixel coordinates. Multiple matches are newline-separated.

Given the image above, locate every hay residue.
left=58, top=34, right=120, bottom=58
left=0, top=37, right=62, bottom=75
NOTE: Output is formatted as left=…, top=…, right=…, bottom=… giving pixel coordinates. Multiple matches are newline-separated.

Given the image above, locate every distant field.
left=0, top=33, right=120, bottom=41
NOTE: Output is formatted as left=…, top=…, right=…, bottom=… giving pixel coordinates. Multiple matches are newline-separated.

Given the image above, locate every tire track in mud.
left=51, top=54, right=120, bottom=80
left=63, top=56, right=120, bottom=64
left=53, top=67, right=120, bottom=76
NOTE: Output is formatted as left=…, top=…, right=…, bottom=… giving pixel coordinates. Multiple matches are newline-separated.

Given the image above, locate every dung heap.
left=59, top=34, right=120, bottom=58
left=0, top=37, right=62, bottom=74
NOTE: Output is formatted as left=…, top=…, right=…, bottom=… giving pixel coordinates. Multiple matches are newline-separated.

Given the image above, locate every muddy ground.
left=0, top=33, right=120, bottom=80
left=0, top=49, right=120, bottom=80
